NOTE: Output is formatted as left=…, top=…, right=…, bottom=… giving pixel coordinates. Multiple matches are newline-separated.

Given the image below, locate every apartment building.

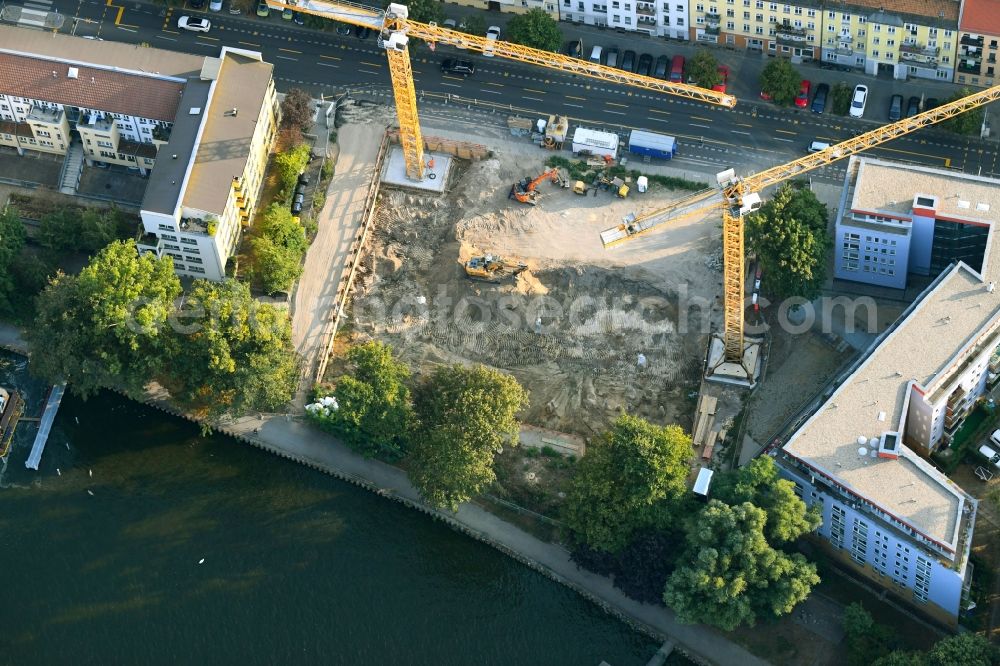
left=450, top=0, right=559, bottom=19
left=689, top=0, right=823, bottom=57
left=955, top=0, right=1000, bottom=87
left=560, top=0, right=689, bottom=38
left=0, top=45, right=187, bottom=173
left=833, top=157, right=994, bottom=291
left=138, top=50, right=279, bottom=281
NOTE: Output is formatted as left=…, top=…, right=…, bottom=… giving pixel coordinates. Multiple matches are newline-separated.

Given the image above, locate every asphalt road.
left=26, top=0, right=1000, bottom=180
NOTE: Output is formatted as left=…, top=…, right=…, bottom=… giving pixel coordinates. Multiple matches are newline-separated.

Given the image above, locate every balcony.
left=179, top=216, right=216, bottom=236
left=900, top=42, right=940, bottom=65
left=776, top=24, right=810, bottom=45
left=961, top=34, right=984, bottom=48
left=135, top=228, right=163, bottom=257
left=835, top=45, right=855, bottom=56
left=637, top=14, right=657, bottom=24
left=958, top=60, right=982, bottom=75
left=636, top=0, right=654, bottom=15
left=27, top=104, right=64, bottom=125
left=697, top=27, right=719, bottom=42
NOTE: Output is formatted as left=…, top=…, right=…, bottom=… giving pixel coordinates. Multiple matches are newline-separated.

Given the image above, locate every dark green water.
left=0, top=353, right=657, bottom=665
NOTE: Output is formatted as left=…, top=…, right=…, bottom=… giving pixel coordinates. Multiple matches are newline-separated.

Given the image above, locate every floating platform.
left=25, top=383, right=66, bottom=470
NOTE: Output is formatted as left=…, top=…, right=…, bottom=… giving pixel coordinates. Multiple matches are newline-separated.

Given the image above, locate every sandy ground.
left=338, top=103, right=723, bottom=437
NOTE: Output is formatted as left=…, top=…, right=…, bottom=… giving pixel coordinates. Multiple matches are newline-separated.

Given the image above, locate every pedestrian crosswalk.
left=21, top=0, right=54, bottom=12
left=2, top=0, right=63, bottom=29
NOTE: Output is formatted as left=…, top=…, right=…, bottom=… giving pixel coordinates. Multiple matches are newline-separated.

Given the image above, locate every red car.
left=712, top=65, right=730, bottom=93
left=794, top=80, right=811, bottom=108
left=759, top=90, right=773, bottom=101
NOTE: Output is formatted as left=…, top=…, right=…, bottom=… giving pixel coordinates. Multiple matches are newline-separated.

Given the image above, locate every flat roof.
left=0, top=25, right=204, bottom=79
left=140, top=78, right=212, bottom=216
left=852, top=159, right=1000, bottom=223
left=183, top=51, right=273, bottom=215
left=784, top=158, right=1000, bottom=550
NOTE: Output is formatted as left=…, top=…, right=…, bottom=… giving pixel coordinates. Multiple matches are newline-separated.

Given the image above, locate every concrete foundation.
left=381, top=147, right=452, bottom=192
left=705, top=335, right=763, bottom=388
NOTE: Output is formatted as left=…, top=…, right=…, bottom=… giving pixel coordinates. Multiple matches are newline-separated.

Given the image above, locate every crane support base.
left=704, top=334, right=762, bottom=388
left=381, top=148, right=451, bottom=192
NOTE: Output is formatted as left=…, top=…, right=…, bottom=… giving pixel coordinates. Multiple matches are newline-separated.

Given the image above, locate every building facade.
left=0, top=52, right=183, bottom=173
left=560, top=0, right=689, bottom=38
left=449, top=0, right=559, bottom=19
left=138, top=50, right=279, bottom=281
left=833, top=157, right=994, bottom=291
left=689, top=0, right=822, bottom=57
left=955, top=0, right=1000, bottom=87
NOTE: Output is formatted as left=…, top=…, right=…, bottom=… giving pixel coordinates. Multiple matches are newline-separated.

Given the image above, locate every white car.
left=209, top=0, right=223, bottom=10
left=484, top=25, right=500, bottom=57
left=177, top=15, right=211, bottom=32
left=849, top=84, right=868, bottom=118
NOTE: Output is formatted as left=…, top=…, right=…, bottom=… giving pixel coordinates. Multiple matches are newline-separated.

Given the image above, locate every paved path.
left=291, top=122, right=382, bottom=383
left=199, top=402, right=770, bottom=666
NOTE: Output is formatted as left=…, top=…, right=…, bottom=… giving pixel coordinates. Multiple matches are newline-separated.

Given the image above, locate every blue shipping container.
left=628, top=129, right=677, bottom=160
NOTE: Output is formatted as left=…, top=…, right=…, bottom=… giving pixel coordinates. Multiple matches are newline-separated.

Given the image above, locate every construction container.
left=571, top=127, right=619, bottom=159
left=627, top=129, right=677, bottom=160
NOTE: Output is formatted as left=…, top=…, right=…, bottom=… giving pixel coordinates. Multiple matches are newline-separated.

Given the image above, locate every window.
left=188, top=266, right=206, bottom=274
left=755, top=25, right=763, bottom=33
left=756, top=13, right=763, bottom=20
left=743, top=11, right=749, bottom=18
left=887, top=39, right=894, bottom=46
left=158, top=224, right=175, bottom=232
left=743, top=23, right=750, bottom=31
left=726, top=20, right=734, bottom=28
left=624, top=16, right=631, bottom=23
left=727, top=8, right=734, bottom=16
left=185, top=256, right=203, bottom=264
left=162, top=234, right=178, bottom=241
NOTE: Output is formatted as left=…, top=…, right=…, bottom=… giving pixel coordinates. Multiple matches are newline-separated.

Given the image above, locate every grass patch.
left=544, top=155, right=704, bottom=192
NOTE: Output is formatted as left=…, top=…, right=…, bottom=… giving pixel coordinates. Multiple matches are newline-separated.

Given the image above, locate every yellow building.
left=690, top=0, right=824, bottom=60
left=955, top=0, right=1000, bottom=87
left=820, top=0, right=959, bottom=81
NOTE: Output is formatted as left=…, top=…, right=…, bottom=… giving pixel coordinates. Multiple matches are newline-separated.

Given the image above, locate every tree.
left=759, top=58, right=800, bottom=106
left=562, top=414, right=692, bottom=552
left=745, top=183, right=829, bottom=301
left=873, top=652, right=926, bottom=666
left=841, top=602, right=894, bottom=666
left=941, top=89, right=985, bottom=136
left=280, top=88, right=314, bottom=134
left=686, top=49, right=720, bottom=89
left=506, top=8, right=562, bottom=52
left=0, top=207, right=26, bottom=314
left=409, top=364, right=528, bottom=510
left=28, top=240, right=182, bottom=397
left=308, top=341, right=413, bottom=460
left=160, top=279, right=298, bottom=418
left=713, top=456, right=821, bottom=543
left=273, top=143, right=311, bottom=196
left=38, top=207, right=82, bottom=253
left=926, top=633, right=997, bottom=666
left=663, top=500, right=819, bottom=630
left=831, top=81, right=853, bottom=115
left=250, top=204, right=307, bottom=294
left=382, top=0, right=442, bottom=24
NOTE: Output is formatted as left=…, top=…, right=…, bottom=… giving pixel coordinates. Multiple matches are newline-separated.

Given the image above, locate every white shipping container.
left=571, top=127, right=619, bottom=159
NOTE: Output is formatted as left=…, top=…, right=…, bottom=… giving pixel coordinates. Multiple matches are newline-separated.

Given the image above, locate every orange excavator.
left=509, top=168, right=562, bottom=205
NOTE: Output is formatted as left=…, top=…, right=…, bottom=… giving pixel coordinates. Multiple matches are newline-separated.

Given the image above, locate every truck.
left=627, top=129, right=677, bottom=160
left=571, top=127, right=619, bottom=160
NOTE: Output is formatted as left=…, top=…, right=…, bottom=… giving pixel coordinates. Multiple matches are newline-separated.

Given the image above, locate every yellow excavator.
left=509, top=168, right=562, bottom=205
left=464, top=254, right=528, bottom=282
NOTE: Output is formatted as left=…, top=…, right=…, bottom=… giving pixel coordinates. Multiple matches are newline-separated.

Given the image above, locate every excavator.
left=509, top=168, right=562, bottom=205
left=464, top=254, right=528, bottom=283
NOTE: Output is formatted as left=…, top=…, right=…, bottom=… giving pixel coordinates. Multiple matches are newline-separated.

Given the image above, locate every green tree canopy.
left=280, top=88, right=314, bottom=133
left=759, top=58, right=800, bottom=106
left=251, top=204, right=307, bottom=294
left=409, top=364, right=528, bottom=510
left=0, top=206, right=26, bottom=314
left=713, top=456, right=821, bottom=543
left=941, top=89, right=985, bottom=135
left=745, top=183, right=829, bottom=301
left=831, top=81, right=853, bottom=116
left=926, top=633, right=998, bottom=666
left=506, top=8, right=562, bottom=52
left=28, top=240, right=182, bottom=397
left=663, top=500, right=819, bottom=630
left=841, top=602, right=895, bottom=666
left=38, top=207, right=126, bottom=254
left=273, top=143, right=311, bottom=196
left=160, top=279, right=298, bottom=418
left=686, top=49, right=720, bottom=89
left=307, top=341, right=413, bottom=460
left=562, top=414, right=692, bottom=552
left=383, top=0, right=443, bottom=23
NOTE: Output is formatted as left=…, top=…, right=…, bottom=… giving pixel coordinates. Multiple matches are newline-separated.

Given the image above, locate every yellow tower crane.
left=601, top=83, right=1000, bottom=377
left=265, top=0, right=736, bottom=180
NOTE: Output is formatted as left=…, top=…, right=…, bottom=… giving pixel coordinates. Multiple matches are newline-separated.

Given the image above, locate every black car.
left=356, top=26, right=372, bottom=39
left=888, top=94, right=903, bottom=121
left=926, top=97, right=940, bottom=110
left=636, top=53, right=653, bottom=77
left=441, top=58, right=475, bottom=76
left=190, top=0, right=205, bottom=8
left=292, top=193, right=305, bottom=214
left=297, top=173, right=310, bottom=186
left=811, top=82, right=829, bottom=113
left=620, top=50, right=637, bottom=72
left=336, top=24, right=351, bottom=36
left=906, top=96, right=921, bottom=117
left=653, top=55, right=669, bottom=79
left=564, top=39, right=583, bottom=59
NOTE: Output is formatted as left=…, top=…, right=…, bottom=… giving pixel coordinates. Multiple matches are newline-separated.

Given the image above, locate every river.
left=0, top=352, right=660, bottom=665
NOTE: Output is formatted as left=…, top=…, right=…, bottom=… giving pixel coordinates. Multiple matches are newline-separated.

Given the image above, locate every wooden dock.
left=25, top=383, right=65, bottom=470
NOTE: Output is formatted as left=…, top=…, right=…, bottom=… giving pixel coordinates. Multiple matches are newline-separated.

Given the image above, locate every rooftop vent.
left=915, top=195, right=935, bottom=207
left=67, top=67, right=79, bottom=79
left=223, top=107, right=238, bottom=117
left=858, top=446, right=868, bottom=457
left=51, top=70, right=57, bottom=78
left=878, top=431, right=900, bottom=460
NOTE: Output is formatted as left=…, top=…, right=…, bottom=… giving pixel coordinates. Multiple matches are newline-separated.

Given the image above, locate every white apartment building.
left=773, top=184, right=1000, bottom=621
left=138, top=49, right=279, bottom=281
left=560, top=0, right=689, bottom=39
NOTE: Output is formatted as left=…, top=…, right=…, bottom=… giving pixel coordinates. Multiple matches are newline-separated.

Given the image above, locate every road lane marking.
left=691, top=115, right=711, bottom=122
left=480, top=89, right=502, bottom=95
left=360, top=61, right=382, bottom=68
left=566, top=95, right=586, bottom=101
left=774, top=137, right=794, bottom=142
left=441, top=82, right=462, bottom=88
left=606, top=101, right=627, bottom=108
left=736, top=122, right=753, bottom=128
left=524, top=88, right=545, bottom=94
left=318, top=62, right=339, bottom=68
left=775, top=129, right=796, bottom=135
left=240, top=41, right=261, bottom=47
left=442, top=74, right=464, bottom=81
left=197, top=35, right=219, bottom=41
left=276, top=55, right=298, bottom=60
left=358, top=69, right=380, bottom=76
left=732, top=130, right=751, bottom=136
left=484, top=82, right=504, bottom=88
left=564, top=102, right=583, bottom=108
left=156, top=35, right=178, bottom=41
left=523, top=96, right=543, bottom=102
left=604, top=110, right=625, bottom=115
left=690, top=123, right=710, bottom=129
left=320, top=54, right=340, bottom=60
left=649, top=109, right=670, bottom=116
left=279, top=47, right=302, bottom=54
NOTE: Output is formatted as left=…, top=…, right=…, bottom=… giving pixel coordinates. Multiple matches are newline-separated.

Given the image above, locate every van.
left=589, top=45, right=603, bottom=64
left=669, top=55, right=685, bottom=82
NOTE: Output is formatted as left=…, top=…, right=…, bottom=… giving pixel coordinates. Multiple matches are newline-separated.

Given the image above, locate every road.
left=16, top=0, right=1000, bottom=181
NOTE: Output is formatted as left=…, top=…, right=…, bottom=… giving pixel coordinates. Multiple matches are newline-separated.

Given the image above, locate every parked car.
left=888, top=94, right=903, bottom=121
left=564, top=39, right=583, bottom=58
left=589, top=45, right=602, bottom=64
left=336, top=24, right=351, bottom=35
left=209, top=0, right=223, bottom=11
left=759, top=90, right=773, bottom=101
left=441, top=58, right=475, bottom=76
left=293, top=11, right=304, bottom=24
left=177, top=15, right=211, bottom=31
left=668, top=55, right=684, bottom=82
left=190, top=0, right=205, bottom=8
left=297, top=173, right=310, bottom=186
left=811, top=82, right=829, bottom=113
left=255, top=1, right=269, bottom=16
left=636, top=53, right=653, bottom=77
left=926, top=97, right=940, bottom=110
left=808, top=140, right=831, bottom=153
left=794, top=80, right=811, bottom=108
left=713, top=65, right=729, bottom=93
left=620, top=50, right=637, bottom=72
left=484, top=25, right=500, bottom=56
left=849, top=84, right=868, bottom=118
left=291, top=195, right=304, bottom=214
left=820, top=62, right=852, bottom=72
left=443, top=18, right=457, bottom=29
left=605, top=48, right=620, bottom=68
left=653, top=55, right=669, bottom=79
left=282, top=6, right=293, bottom=20
left=356, top=26, right=372, bottom=39
left=906, top=96, right=921, bottom=117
